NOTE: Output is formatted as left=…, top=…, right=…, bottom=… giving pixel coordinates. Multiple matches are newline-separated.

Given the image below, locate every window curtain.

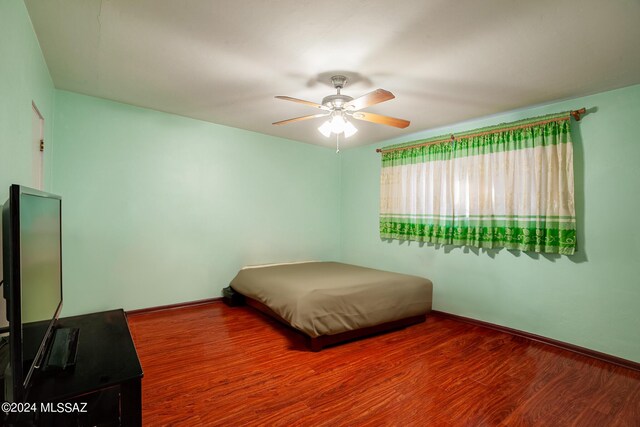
left=379, top=112, right=576, bottom=255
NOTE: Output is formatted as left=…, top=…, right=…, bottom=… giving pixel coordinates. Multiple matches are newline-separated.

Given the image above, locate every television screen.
left=19, top=193, right=62, bottom=378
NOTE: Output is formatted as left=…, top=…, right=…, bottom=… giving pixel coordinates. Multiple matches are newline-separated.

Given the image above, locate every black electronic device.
left=43, top=327, right=79, bottom=371
left=222, top=286, right=245, bottom=306
left=2, top=185, right=65, bottom=402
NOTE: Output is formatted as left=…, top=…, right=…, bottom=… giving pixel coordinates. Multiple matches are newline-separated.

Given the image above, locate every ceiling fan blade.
left=345, top=89, right=395, bottom=111
left=275, top=96, right=330, bottom=111
left=272, top=113, right=329, bottom=126
left=351, top=111, right=410, bottom=129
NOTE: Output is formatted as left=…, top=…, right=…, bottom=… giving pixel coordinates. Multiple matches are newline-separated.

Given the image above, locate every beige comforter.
left=229, top=262, right=432, bottom=338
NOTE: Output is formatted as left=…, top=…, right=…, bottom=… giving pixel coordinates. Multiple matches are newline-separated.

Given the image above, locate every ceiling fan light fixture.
left=343, top=121, right=358, bottom=138
left=329, top=115, right=347, bottom=134
left=318, top=115, right=358, bottom=138
left=318, top=121, right=332, bottom=137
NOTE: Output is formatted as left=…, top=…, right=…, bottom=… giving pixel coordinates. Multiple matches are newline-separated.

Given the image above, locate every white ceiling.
left=25, top=0, right=640, bottom=148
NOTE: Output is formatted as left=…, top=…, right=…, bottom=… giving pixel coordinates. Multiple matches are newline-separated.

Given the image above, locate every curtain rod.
left=375, top=108, right=586, bottom=154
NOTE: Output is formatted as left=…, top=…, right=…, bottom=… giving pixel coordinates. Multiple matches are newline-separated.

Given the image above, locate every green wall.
left=340, top=84, right=640, bottom=363
left=0, top=0, right=55, bottom=200
left=0, top=0, right=56, bottom=325
left=52, top=91, right=340, bottom=315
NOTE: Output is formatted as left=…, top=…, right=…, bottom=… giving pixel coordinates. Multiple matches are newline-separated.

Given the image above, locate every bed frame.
left=225, top=289, right=426, bottom=351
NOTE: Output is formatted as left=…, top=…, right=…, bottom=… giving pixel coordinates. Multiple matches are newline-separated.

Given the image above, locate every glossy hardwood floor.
left=127, top=302, right=640, bottom=426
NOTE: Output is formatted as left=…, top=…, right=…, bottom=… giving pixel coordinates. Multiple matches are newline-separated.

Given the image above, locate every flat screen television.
left=2, top=185, right=63, bottom=402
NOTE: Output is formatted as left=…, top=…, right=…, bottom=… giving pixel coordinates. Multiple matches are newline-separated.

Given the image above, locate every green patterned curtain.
left=379, top=112, right=577, bottom=255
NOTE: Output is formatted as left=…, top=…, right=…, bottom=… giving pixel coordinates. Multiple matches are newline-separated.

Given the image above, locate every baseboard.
left=126, top=297, right=222, bottom=316
left=431, top=310, right=640, bottom=372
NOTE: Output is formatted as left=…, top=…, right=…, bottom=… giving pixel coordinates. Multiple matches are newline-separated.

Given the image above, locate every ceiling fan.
left=273, top=75, right=410, bottom=139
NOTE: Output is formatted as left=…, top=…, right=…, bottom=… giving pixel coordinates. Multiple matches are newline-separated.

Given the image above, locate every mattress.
left=229, top=262, right=432, bottom=338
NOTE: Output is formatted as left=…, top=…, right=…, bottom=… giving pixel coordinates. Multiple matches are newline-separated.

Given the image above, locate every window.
left=379, top=112, right=577, bottom=255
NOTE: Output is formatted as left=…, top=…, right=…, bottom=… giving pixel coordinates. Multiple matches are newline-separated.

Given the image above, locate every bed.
left=227, top=261, right=433, bottom=351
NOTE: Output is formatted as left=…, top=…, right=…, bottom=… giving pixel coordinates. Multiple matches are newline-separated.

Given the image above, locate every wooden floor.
left=127, top=302, right=640, bottom=426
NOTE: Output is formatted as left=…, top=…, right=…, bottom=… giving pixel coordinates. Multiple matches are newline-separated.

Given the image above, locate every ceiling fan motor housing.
left=322, top=94, right=353, bottom=109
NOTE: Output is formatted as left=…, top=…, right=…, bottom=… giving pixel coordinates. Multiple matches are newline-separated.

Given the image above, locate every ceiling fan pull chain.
left=336, top=133, right=340, bottom=153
